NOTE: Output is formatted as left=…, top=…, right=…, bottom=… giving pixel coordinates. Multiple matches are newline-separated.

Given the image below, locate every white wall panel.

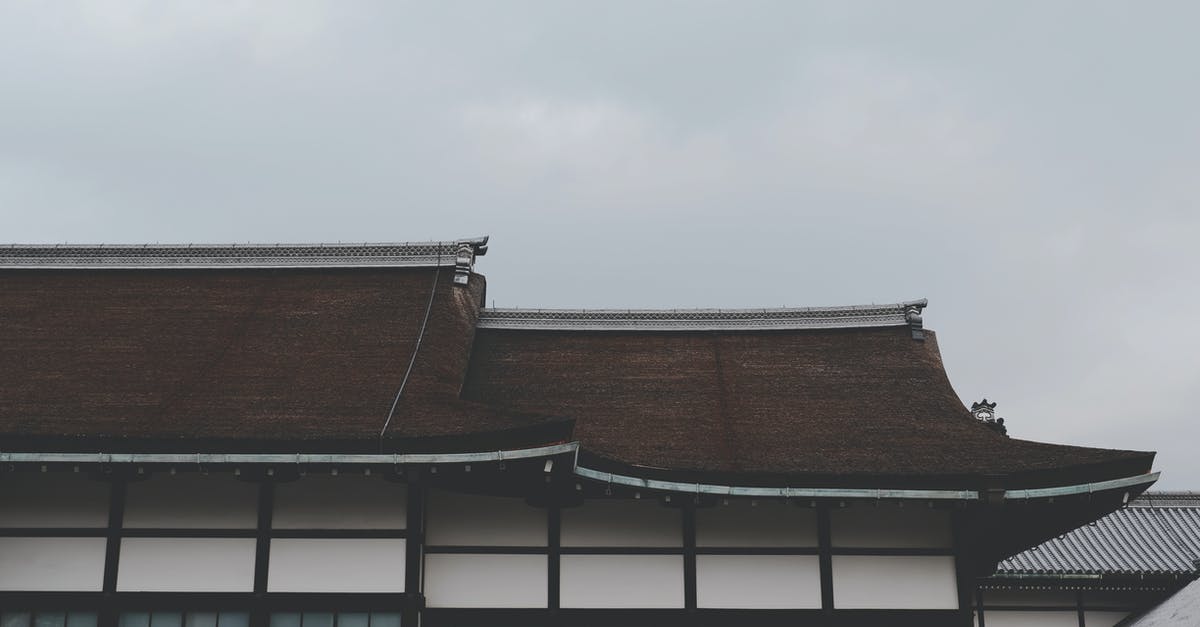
left=426, top=490, right=545, bottom=546
left=980, top=611, right=1079, bottom=627
left=0, top=537, right=106, bottom=591
left=830, top=506, right=952, bottom=548
left=273, top=476, right=405, bottom=529
left=561, top=500, right=680, bottom=547
left=123, top=474, right=257, bottom=529
left=560, top=555, right=684, bottom=608
left=267, top=538, right=405, bottom=592
left=424, top=554, right=547, bottom=608
left=696, top=555, right=821, bottom=608
left=0, top=473, right=109, bottom=528
left=696, top=501, right=817, bottom=547
left=1084, top=612, right=1129, bottom=627
left=117, top=538, right=255, bottom=591
left=832, top=555, right=958, bottom=609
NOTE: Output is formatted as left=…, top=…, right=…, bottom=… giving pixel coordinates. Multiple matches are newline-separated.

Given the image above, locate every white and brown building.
left=0, top=239, right=1162, bottom=627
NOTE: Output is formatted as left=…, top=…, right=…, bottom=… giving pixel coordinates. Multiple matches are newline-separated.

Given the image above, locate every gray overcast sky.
left=2, top=1, right=1197, bottom=487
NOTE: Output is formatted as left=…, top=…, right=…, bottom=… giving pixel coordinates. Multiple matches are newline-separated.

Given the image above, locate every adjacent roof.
left=462, top=323, right=1152, bottom=488
left=996, top=493, right=1200, bottom=576
left=1123, top=578, right=1200, bottom=626
left=0, top=239, right=1155, bottom=491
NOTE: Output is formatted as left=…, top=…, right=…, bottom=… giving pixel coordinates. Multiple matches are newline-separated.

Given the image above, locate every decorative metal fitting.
left=453, top=236, right=489, bottom=285
left=905, top=300, right=927, bottom=340
left=971, top=399, right=1007, bottom=436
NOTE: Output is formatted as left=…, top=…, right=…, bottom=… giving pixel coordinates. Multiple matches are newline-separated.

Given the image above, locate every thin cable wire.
left=380, top=253, right=443, bottom=441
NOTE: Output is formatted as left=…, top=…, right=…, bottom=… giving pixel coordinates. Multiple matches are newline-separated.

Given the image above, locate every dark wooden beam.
left=252, top=481, right=275, bottom=627
left=101, top=477, right=127, bottom=627
left=548, top=504, right=561, bottom=611
left=817, top=504, right=834, bottom=612
left=403, top=484, right=426, bottom=626
left=683, top=502, right=697, bottom=611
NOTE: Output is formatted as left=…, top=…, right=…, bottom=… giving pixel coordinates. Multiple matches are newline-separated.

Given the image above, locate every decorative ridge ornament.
left=0, top=237, right=490, bottom=284
left=905, top=301, right=926, bottom=340
left=972, top=399, right=1008, bottom=436
left=477, top=298, right=930, bottom=333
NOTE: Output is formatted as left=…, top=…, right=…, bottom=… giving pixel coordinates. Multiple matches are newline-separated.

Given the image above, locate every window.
left=269, top=613, right=400, bottom=627
left=118, top=613, right=249, bottom=627
left=1, top=612, right=98, bottom=627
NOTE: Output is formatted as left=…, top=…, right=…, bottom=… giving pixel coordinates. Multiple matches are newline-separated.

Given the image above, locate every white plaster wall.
left=560, top=555, right=684, bottom=608
left=272, top=476, right=406, bottom=529
left=425, top=490, right=545, bottom=546
left=1085, top=611, right=1129, bottom=627
left=267, top=538, right=405, bottom=592
left=831, top=555, right=958, bottom=609
left=561, top=500, right=681, bottom=547
left=983, top=589, right=1078, bottom=607
left=830, top=505, right=952, bottom=548
left=0, top=537, right=106, bottom=591
left=696, top=555, right=821, bottom=608
left=424, top=554, right=547, bottom=608
left=123, top=474, right=257, bottom=529
left=695, top=501, right=817, bottom=547
left=117, top=538, right=255, bottom=591
left=980, top=611, right=1079, bottom=627
left=0, top=473, right=109, bottom=528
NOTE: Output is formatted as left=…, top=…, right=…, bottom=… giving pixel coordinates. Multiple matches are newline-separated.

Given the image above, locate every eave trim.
left=0, top=441, right=576, bottom=466
left=573, top=465, right=980, bottom=500
left=1003, top=472, right=1161, bottom=500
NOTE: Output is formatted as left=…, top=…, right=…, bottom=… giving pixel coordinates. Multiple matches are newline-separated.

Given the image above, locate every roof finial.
left=905, top=300, right=927, bottom=340
left=453, top=236, right=489, bottom=285
left=971, top=399, right=1007, bottom=436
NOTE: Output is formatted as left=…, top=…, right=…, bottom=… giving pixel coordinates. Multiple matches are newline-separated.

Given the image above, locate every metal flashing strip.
left=0, top=441, right=578, bottom=466
left=1003, top=472, right=1161, bottom=500
left=478, top=299, right=928, bottom=332
left=573, top=465, right=980, bottom=500
left=0, top=237, right=489, bottom=270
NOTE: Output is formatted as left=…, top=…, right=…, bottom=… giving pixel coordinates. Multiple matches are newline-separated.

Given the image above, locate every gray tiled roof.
left=1123, top=578, right=1200, bottom=626
left=997, top=492, right=1200, bottom=576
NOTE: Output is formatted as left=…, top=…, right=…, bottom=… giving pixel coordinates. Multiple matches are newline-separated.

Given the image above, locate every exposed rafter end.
left=453, top=236, right=489, bottom=285
left=905, top=299, right=928, bottom=340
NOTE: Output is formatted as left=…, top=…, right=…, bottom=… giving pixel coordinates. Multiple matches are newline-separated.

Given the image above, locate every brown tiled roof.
left=0, top=267, right=561, bottom=452
left=461, top=325, right=1153, bottom=488
left=0, top=245, right=1153, bottom=488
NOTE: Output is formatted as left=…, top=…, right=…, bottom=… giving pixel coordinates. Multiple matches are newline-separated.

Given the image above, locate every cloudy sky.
left=2, top=1, right=1197, bottom=487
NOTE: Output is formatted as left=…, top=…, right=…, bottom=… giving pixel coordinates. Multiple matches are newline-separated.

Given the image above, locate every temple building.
left=0, top=238, right=1164, bottom=627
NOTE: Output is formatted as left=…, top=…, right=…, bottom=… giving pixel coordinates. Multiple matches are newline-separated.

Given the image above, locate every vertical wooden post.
left=817, top=503, right=835, bottom=613
left=252, top=480, right=275, bottom=627
left=548, top=504, right=561, bottom=611
left=683, top=501, right=697, bottom=611
left=100, top=476, right=127, bottom=627
left=403, top=483, right=426, bottom=626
